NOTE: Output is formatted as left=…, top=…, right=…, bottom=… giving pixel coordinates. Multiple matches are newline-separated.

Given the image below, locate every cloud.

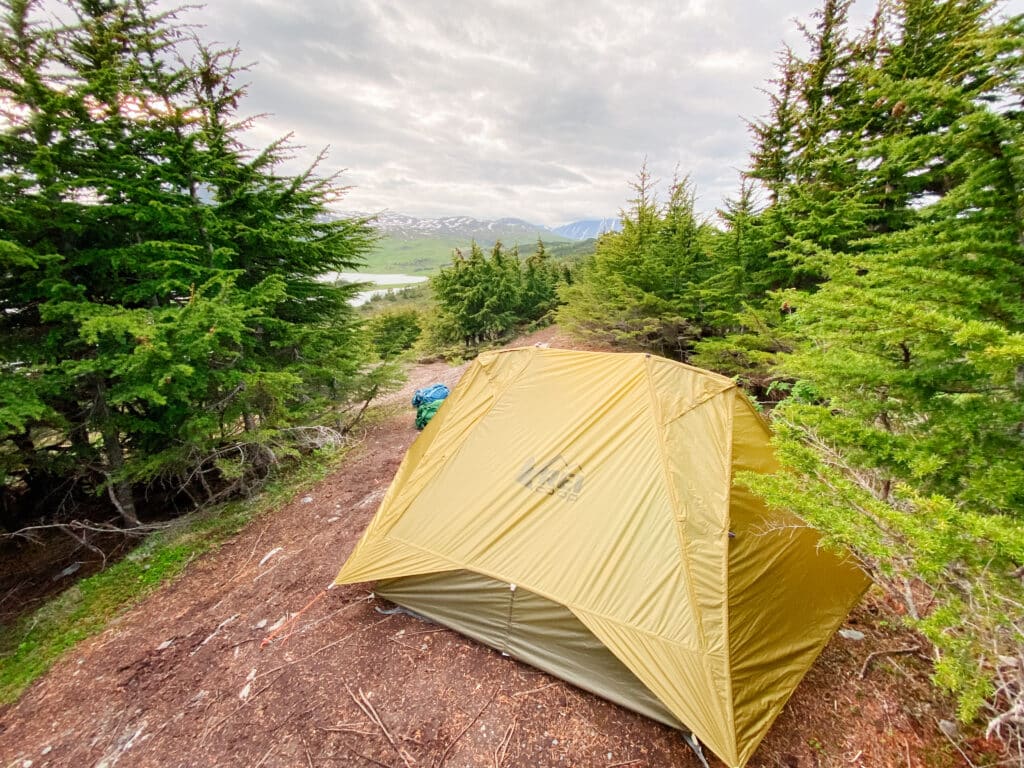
left=168, top=0, right=903, bottom=225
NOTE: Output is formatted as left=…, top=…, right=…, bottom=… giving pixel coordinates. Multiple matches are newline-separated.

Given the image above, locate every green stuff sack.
left=415, top=399, right=443, bottom=430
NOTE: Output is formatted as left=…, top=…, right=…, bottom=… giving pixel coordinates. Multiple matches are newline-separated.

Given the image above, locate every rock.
left=52, top=562, right=81, bottom=581
left=939, top=719, right=959, bottom=739
left=838, top=628, right=865, bottom=641
left=258, top=547, right=283, bottom=567
left=300, top=495, right=313, bottom=503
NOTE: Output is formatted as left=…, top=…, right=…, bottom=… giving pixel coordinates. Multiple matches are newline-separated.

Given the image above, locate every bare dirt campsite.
left=0, top=330, right=998, bottom=767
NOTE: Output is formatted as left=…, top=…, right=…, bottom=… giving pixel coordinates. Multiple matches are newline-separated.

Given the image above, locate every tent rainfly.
left=335, top=347, right=869, bottom=767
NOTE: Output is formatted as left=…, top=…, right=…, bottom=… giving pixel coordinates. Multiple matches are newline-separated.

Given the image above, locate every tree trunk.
left=95, top=382, right=139, bottom=526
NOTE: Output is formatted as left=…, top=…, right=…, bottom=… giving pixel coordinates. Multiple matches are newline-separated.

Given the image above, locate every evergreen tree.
left=747, top=0, right=1024, bottom=730
left=0, top=0, right=375, bottom=525
left=519, top=239, right=561, bottom=322
left=557, top=169, right=723, bottom=360
left=427, top=237, right=568, bottom=351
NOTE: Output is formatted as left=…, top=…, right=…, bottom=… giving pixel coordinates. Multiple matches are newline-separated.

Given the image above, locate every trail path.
left=0, top=329, right=970, bottom=767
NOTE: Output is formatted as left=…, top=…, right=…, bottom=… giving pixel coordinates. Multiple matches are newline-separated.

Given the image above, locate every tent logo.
left=516, top=454, right=584, bottom=501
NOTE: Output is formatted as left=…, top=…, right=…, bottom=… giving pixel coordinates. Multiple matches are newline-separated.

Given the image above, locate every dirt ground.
left=0, top=328, right=999, bottom=768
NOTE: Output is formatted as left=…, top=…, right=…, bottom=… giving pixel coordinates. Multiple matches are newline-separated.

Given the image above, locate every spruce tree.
left=746, top=0, right=1024, bottom=730
left=0, top=0, right=375, bottom=525
left=557, top=169, right=725, bottom=360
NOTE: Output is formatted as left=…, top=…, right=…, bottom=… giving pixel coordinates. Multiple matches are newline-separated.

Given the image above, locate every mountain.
left=348, top=212, right=564, bottom=244
left=333, top=212, right=604, bottom=274
left=552, top=218, right=622, bottom=240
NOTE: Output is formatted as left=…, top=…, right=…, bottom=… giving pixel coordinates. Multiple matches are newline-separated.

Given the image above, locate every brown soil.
left=0, top=328, right=996, bottom=768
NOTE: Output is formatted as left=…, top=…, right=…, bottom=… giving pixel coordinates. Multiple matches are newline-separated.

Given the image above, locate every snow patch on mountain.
left=552, top=218, right=622, bottom=240
left=344, top=212, right=558, bottom=242
left=339, top=212, right=621, bottom=243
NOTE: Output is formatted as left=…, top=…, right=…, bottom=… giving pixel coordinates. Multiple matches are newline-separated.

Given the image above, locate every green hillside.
left=362, top=237, right=465, bottom=274
left=363, top=234, right=584, bottom=275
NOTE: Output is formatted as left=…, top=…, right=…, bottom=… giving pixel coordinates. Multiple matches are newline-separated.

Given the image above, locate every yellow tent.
left=335, top=347, right=868, bottom=767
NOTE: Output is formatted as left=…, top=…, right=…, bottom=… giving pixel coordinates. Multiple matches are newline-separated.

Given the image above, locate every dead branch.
left=347, top=750, right=394, bottom=768
left=57, top=524, right=108, bottom=566
left=493, top=716, right=517, bottom=768
left=191, top=614, right=239, bottom=655
left=1, top=519, right=169, bottom=544
left=317, top=723, right=376, bottom=736
left=342, top=383, right=380, bottom=435
left=937, top=717, right=978, bottom=768
left=858, top=645, right=921, bottom=679
left=345, top=683, right=415, bottom=768
left=987, top=652, right=1024, bottom=743
left=435, top=688, right=499, bottom=767
left=512, top=682, right=560, bottom=698
left=201, top=671, right=286, bottom=742
left=254, top=615, right=392, bottom=681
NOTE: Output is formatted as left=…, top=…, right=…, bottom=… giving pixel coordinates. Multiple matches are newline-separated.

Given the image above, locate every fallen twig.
left=402, top=627, right=448, bottom=637
left=227, top=523, right=269, bottom=582
left=512, top=681, right=559, bottom=698
left=255, top=615, right=392, bottom=680
left=348, top=749, right=394, bottom=768
left=201, top=671, right=285, bottom=741
left=389, top=637, right=425, bottom=653
left=937, top=718, right=977, bottom=768
left=435, top=688, right=499, bottom=767
left=493, top=716, right=517, bottom=768
left=858, top=645, right=920, bottom=679
left=345, top=683, right=416, bottom=768
left=318, top=723, right=376, bottom=736
left=260, top=589, right=327, bottom=648
left=191, top=614, right=239, bottom=655
left=607, top=760, right=644, bottom=767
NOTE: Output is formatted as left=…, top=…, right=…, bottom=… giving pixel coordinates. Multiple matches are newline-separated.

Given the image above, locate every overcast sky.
left=176, top=1, right=1019, bottom=226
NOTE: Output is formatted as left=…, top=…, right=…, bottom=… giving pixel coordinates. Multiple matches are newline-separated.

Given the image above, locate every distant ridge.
left=552, top=218, right=622, bottom=240
left=341, top=212, right=622, bottom=243
left=344, top=212, right=564, bottom=244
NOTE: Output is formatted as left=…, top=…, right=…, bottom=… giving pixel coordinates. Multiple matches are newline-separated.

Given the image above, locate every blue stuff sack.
left=412, top=384, right=449, bottom=408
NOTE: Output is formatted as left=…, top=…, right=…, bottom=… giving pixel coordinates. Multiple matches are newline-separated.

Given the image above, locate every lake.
left=319, top=272, right=429, bottom=306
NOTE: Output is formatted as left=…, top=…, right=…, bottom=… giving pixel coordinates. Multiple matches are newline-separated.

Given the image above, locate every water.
left=319, top=272, right=428, bottom=306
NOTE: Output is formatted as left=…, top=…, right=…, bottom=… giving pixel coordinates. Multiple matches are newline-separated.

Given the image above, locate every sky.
left=174, top=0, right=1018, bottom=226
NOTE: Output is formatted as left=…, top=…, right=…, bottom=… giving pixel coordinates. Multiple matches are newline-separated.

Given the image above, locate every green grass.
left=0, top=446, right=348, bottom=706
left=361, top=235, right=590, bottom=275
left=359, top=282, right=434, bottom=316
left=362, top=237, right=465, bottom=274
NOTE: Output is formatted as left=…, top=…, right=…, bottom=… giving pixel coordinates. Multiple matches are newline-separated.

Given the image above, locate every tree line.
left=556, top=0, right=1022, bottom=744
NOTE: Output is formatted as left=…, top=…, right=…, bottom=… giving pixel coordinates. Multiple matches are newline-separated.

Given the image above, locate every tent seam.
left=380, top=532, right=711, bottom=653
left=389, top=347, right=539, bottom=522
left=722, top=388, right=738, bottom=762
left=641, top=356, right=710, bottom=651
left=660, top=384, right=734, bottom=428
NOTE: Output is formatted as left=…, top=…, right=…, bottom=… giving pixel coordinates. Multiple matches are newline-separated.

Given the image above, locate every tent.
left=334, top=347, right=868, bottom=767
